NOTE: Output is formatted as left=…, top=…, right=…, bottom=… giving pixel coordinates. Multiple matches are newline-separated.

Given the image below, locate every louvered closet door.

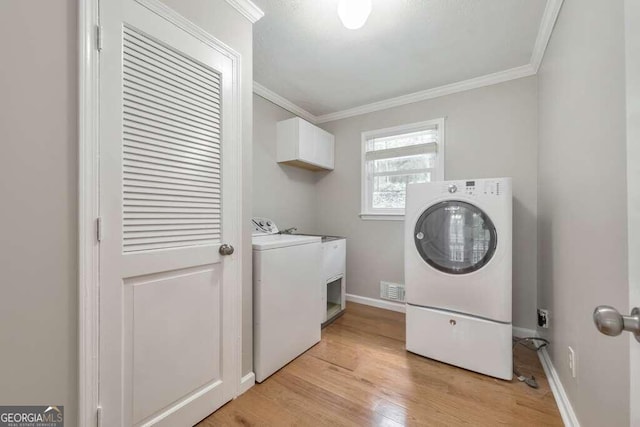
left=122, top=26, right=222, bottom=252
left=98, top=1, right=240, bottom=426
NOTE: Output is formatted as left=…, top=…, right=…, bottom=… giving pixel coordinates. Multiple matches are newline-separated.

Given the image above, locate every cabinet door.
left=323, top=240, right=346, bottom=280
left=316, top=128, right=334, bottom=169
left=298, top=119, right=318, bottom=164
left=276, top=118, right=298, bottom=163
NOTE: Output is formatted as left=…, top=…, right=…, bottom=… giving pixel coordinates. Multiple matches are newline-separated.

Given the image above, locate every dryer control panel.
left=440, top=178, right=510, bottom=197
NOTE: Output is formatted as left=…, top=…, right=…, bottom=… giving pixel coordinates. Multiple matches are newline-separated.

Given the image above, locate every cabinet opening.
left=326, top=276, right=344, bottom=321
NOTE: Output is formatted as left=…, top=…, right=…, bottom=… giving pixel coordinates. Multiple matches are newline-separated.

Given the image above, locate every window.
left=360, top=119, right=445, bottom=220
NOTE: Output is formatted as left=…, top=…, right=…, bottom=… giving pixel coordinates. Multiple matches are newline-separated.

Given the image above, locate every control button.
left=416, top=232, right=424, bottom=240
left=448, top=184, right=458, bottom=194
left=266, top=221, right=272, bottom=226
left=259, top=221, right=264, bottom=226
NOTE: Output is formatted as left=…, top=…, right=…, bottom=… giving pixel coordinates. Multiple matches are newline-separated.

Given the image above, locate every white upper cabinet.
left=277, top=117, right=335, bottom=171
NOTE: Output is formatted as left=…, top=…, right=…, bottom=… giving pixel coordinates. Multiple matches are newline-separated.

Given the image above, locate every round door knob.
left=593, top=305, right=640, bottom=342
left=219, top=244, right=234, bottom=256
left=593, top=305, right=624, bottom=336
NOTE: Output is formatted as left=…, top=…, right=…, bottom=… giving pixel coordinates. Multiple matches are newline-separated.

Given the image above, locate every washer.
left=404, top=178, right=513, bottom=380
left=252, top=218, right=322, bottom=383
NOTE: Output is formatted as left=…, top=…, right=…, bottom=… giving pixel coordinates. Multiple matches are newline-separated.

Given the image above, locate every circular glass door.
left=414, top=201, right=497, bottom=274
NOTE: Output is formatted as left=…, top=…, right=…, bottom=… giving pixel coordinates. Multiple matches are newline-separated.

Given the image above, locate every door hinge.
left=96, top=217, right=103, bottom=242
left=96, top=406, right=102, bottom=427
left=96, top=25, right=103, bottom=52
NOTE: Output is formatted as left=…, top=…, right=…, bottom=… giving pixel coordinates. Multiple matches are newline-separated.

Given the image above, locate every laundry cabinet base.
left=320, top=238, right=346, bottom=326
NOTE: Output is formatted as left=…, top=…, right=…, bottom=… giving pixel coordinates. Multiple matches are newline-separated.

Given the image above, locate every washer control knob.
left=448, top=184, right=458, bottom=194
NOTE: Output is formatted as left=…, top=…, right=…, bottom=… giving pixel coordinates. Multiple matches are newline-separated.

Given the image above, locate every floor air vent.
left=380, top=281, right=405, bottom=302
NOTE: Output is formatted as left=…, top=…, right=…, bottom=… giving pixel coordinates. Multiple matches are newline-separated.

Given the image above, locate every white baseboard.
left=238, top=372, right=255, bottom=396
left=512, top=326, right=538, bottom=338
left=538, top=348, right=580, bottom=427
left=345, top=293, right=406, bottom=313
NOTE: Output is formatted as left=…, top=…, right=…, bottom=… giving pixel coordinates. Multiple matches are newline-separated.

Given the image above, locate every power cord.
left=512, top=337, right=550, bottom=389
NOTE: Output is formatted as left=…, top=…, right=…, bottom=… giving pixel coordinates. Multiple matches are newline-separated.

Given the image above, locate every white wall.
left=0, top=1, right=78, bottom=424
left=537, top=0, right=629, bottom=425
left=253, top=95, right=319, bottom=233
left=313, top=76, right=539, bottom=329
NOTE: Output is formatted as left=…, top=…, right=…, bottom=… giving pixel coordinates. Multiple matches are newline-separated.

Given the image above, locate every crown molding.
left=253, top=64, right=535, bottom=125
left=252, top=0, right=563, bottom=124
left=315, top=64, right=535, bottom=123
left=253, top=81, right=317, bottom=123
left=530, top=0, right=564, bottom=72
left=224, top=0, right=264, bottom=23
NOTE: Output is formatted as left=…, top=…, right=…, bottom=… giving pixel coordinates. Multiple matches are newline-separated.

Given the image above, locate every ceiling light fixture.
left=337, top=0, right=372, bottom=30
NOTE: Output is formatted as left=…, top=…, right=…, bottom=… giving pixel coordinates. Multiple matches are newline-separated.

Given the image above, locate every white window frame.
left=360, top=118, right=445, bottom=221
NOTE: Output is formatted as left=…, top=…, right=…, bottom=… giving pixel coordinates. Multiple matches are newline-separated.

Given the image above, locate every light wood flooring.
left=198, top=302, right=562, bottom=426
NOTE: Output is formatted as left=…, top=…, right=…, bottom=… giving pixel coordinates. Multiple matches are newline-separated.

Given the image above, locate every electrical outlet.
left=537, top=308, right=549, bottom=328
left=568, top=346, right=576, bottom=378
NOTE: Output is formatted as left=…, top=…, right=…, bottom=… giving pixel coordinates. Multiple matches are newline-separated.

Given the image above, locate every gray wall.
left=0, top=3, right=254, bottom=426
left=537, top=0, right=629, bottom=425
left=314, top=77, right=539, bottom=329
left=253, top=95, right=319, bottom=233
left=0, top=1, right=78, bottom=424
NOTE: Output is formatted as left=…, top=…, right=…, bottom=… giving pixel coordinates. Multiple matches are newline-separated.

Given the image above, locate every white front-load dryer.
left=404, top=178, right=513, bottom=380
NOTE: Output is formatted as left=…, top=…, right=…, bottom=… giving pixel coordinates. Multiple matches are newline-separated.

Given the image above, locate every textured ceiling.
left=253, top=0, right=547, bottom=116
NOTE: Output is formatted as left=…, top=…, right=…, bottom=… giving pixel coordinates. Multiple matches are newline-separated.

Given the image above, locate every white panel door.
left=626, top=1, right=640, bottom=425
left=98, top=1, right=241, bottom=426
left=595, top=3, right=640, bottom=424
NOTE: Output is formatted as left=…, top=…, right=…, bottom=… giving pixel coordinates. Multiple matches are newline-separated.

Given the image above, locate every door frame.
left=78, top=1, right=244, bottom=425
